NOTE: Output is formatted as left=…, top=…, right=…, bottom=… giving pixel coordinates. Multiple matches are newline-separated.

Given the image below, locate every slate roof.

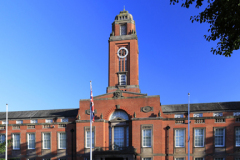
left=161, top=101, right=240, bottom=113
left=0, top=108, right=79, bottom=120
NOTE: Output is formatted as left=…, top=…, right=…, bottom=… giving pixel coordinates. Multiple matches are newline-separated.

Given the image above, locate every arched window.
left=109, top=110, right=129, bottom=150
left=109, top=110, right=129, bottom=120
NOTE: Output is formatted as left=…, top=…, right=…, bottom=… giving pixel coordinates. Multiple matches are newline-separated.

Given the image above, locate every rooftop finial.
left=123, top=5, right=125, bottom=11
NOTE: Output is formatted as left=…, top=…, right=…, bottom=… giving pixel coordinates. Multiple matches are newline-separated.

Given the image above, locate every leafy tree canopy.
left=170, top=0, right=240, bottom=57
left=0, top=139, right=12, bottom=154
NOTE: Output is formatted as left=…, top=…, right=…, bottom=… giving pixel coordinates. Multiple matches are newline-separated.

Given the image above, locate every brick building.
left=1, top=9, right=240, bottom=160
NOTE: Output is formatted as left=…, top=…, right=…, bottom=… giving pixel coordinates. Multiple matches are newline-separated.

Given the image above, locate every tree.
left=170, top=0, right=240, bottom=57
left=0, top=139, right=12, bottom=160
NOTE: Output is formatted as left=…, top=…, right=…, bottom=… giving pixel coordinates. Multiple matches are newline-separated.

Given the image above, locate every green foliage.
left=170, top=0, right=240, bottom=57
left=0, top=139, right=12, bottom=154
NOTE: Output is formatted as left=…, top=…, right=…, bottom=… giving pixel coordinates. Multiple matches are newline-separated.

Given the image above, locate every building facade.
left=1, top=10, right=240, bottom=160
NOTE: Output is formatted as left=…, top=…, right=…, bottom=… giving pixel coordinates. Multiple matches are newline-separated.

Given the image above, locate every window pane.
left=114, top=127, right=124, bottom=149
left=109, top=111, right=129, bottom=120
left=195, top=129, right=204, bottom=147
left=122, top=58, right=124, bottom=71
left=46, top=119, right=53, bottom=123
left=109, top=127, right=112, bottom=149
left=236, top=128, right=240, bottom=146
left=59, top=133, right=66, bottom=149
left=195, top=158, right=204, bottom=160
left=119, top=74, right=126, bottom=85
left=16, top=120, right=23, bottom=124
left=125, top=57, right=127, bottom=71
left=61, top=118, right=68, bottom=122
left=43, top=133, right=50, bottom=149
left=28, top=133, right=35, bottom=149
left=175, top=129, right=184, bottom=147
left=119, top=58, right=121, bottom=71
left=0, top=134, right=5, bottom=143
left=30, top=120, right=37, bottom=123
left=143, top=129, right=151, bottom=147
left=143, top=158, right=151, bottom=160
left=120, top=24, right=127, bottom=35
left=13, top=134, right=20, bottom=149
left=215, top=128, right=224, bottom=146
left=176, top=158, right=184, bottom=160
left=126, top=126, right=129, bottom=147
left=86, top=131, right=94, bottom=148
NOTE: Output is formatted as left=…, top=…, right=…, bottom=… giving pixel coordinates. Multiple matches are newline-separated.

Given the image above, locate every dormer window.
left=120, top=24, right=127, bottom=35
left=45, top=119, right=53, bottom=123
left=175, top=114, right=184, bottom=118
left=16, top=120, right=23, bottom=124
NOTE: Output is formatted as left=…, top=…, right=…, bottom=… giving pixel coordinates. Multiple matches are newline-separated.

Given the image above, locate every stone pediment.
left=93, top=90, right=147, bottom=100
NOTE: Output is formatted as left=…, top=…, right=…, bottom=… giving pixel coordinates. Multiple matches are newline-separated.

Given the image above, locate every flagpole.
left=188, top=93, right=190, bottom=160
left=5, top=103, right=8, bottom=160
left=90, top=81, right=92, bottom=160
left=90, top=116, right=92, bottom=160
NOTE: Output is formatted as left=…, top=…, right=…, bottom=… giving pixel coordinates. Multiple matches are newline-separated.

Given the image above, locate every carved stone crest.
left=85, top=109, right=97, bottom=115
left=113, top=89, right=123, bottom=98
left=141, top=106, right=153, bottom=113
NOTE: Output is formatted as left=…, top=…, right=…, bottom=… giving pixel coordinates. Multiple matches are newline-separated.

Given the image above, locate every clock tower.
left=107, top=9, right=140, bottom=93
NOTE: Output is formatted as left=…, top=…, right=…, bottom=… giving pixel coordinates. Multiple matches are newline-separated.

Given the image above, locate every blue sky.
left=0, top=1, right=239, bottom=112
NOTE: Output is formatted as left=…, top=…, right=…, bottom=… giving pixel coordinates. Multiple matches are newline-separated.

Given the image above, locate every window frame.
left=12, top=133, right=20, bottom=150
left=120, top=24, right=127, bottom=35
left=109, top=113, right=130, bottom=150
left=174, top=128, right=186, bottom=148
left=27, top=133, right=35, bottom=149
left=214, top=128, right=225, bottom=147
left=142, top=158, right=152, bottom=160
left=141, top=125, right=153, bottom=148
left=193, top=113, right=203, bottom=117
left=16, top=120, right=23, bottom=124
left=58, top=132, right=66, bottom=149
left=119, top=74, right=127, bottom=86
left=175, top=158, right=185, bottom=160
left=175, top=114, right=184, bottom=118
left=142, top=129, right=152, bottom=147
left=194, top=128, right=205, bottom=147
left=45, top=119, right=53, bottom=123
left=174, top=128, right=185, bottom=148
left=236, top=127, right=240, bottom=147
left=30, top=119, right=38, bottom=123
left=42, top=132, right=51, bottom=149
left=0, top=134, right=5, bottom=144
left=61, top=118, right=68, bottom=122
left=85, top=127, right=95, bottom=148
left=194, top=158, right=204, bottom=160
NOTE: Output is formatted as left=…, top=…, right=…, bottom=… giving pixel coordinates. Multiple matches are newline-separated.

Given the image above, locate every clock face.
left=117, top=47, right=128, bottom=58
